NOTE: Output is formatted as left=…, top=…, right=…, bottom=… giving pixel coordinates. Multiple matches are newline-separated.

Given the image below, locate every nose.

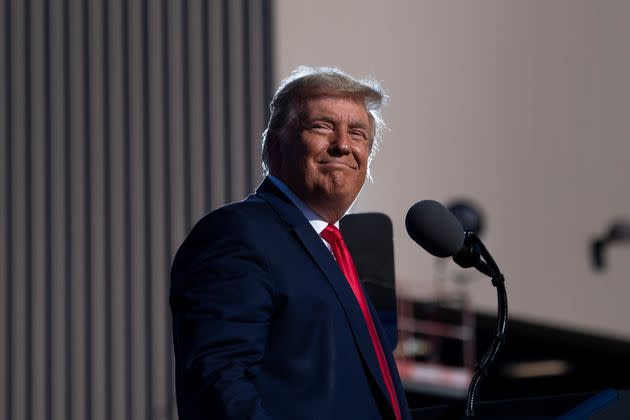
left=329, top=129, right=351, bottom=156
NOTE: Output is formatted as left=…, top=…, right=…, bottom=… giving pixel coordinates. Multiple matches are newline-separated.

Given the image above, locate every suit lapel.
left=254, top=178, right=391, bottom=405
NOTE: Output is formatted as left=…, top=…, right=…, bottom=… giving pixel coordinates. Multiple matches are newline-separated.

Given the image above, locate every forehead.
left=301, top=96, right=370, bottom=123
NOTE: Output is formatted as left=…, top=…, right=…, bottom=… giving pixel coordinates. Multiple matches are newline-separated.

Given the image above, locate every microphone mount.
left=456, top=232, right=508, bottom=418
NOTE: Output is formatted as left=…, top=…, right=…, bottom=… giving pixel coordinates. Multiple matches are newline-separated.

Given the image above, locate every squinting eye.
left=312, top=124, right=332, bottom=131
left=350, top=130, right=367, bottom=140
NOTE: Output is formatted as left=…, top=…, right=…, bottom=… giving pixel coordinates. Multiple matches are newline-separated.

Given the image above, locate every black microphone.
left=405, top=199, right=507, bottom=417
left=405, top=200, right=465, bottom=258
left=405, top=200, right=496, bottom=278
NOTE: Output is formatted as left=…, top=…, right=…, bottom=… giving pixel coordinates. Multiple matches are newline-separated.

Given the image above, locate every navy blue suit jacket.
left=170, top=178, right=411, bottom=419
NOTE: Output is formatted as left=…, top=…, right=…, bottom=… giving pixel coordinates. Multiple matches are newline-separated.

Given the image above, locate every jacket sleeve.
left=170, top=210, right=274, bottom=420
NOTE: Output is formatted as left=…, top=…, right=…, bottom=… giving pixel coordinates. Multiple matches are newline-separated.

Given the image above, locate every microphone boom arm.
left=455, top=232, right=508, bottom=418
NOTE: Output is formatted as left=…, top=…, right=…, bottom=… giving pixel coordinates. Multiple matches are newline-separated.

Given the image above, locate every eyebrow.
left=349, top=120, right=370, bottom=130
left=307, top=115, right=370, bottom=130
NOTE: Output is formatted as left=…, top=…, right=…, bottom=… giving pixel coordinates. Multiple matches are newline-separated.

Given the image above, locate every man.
left=171, top=66, right=411, bottom=419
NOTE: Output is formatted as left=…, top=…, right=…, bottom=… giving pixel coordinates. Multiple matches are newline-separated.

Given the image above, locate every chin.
left=325, top=184, right=362, bottom=206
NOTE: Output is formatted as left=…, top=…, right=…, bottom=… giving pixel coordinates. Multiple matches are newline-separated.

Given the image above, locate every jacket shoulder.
left=171, top=197, right=283, bottom=273
left=193, top=197, right=277, bottom=238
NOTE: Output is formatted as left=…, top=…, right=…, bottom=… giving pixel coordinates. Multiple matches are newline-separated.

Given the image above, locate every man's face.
left=272, top=96, right=372, bottom=222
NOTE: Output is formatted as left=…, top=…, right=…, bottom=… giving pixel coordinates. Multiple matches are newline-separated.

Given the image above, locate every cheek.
left=294, top=135, right=318, bottom=157
left=286, top=140, right=312, bottom=165
left=357, top=146, right=371, bottom=168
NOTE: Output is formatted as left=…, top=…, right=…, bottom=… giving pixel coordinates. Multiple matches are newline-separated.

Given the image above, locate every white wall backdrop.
left=275, top=0, right=630, bottom=338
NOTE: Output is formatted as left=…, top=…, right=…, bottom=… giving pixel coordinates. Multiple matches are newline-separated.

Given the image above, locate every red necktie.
left=320, top=224, right=401, bottom=420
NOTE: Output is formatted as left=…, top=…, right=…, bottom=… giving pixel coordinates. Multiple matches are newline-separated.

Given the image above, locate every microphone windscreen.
left=405, top=200, right=465, bottom=258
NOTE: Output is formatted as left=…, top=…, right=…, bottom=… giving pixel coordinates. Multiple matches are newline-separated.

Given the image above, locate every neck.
left=306, top=201, right=348, bottom=224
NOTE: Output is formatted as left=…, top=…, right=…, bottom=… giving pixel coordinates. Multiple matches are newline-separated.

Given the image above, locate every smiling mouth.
left=318, top=161, right=357, bottom=170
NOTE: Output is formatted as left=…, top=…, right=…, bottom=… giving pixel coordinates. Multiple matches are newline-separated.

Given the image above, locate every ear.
left=266, top=131, right=284, bottom=174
